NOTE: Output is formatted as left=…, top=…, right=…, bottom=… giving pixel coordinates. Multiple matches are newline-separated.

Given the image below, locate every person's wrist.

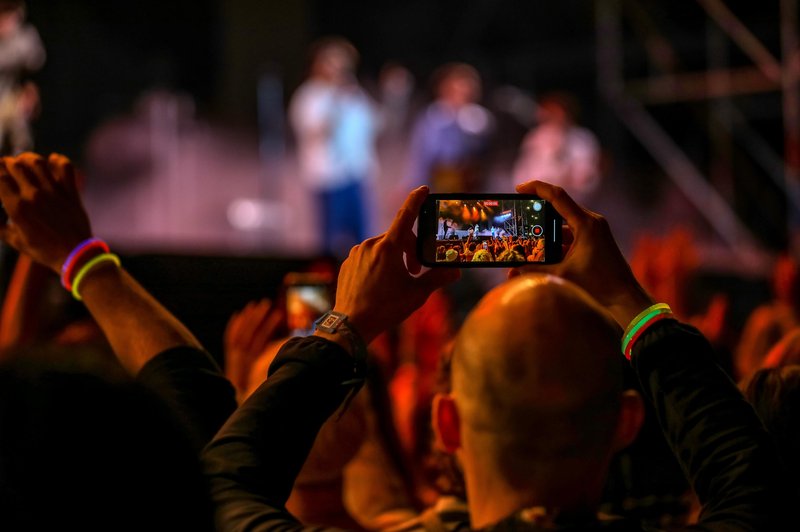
left=72, top=258, right=124, bottom=301
left=313, top=309, right=370, bottom=360
left=313, top=328, right=354, bottom=354
left=606, top=284, right=655, bottom=330
left=331, top=307, right=378, bottom=346
left=59, top=237, right=107, bottom=286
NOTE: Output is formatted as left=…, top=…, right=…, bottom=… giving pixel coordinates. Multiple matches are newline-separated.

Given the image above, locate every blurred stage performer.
left=513, top=92, right=600, bottom=202
left=290, top=37, right=377, bottom=258
left=405, top=63, right=493, bottom=193
left=0, top=0, right=44, bottom=155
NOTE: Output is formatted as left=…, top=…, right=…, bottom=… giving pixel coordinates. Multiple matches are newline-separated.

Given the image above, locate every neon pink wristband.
left=61, top=238, right=110, bottom=290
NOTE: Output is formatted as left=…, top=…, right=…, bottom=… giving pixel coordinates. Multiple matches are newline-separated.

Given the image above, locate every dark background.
left=26, top=1, right=782, bottom=136
left=24, top=0, right=791, bottom=249
left=0, top=0, right=785, bottom=366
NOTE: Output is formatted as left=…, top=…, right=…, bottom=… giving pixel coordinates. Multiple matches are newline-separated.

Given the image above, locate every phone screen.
left=286, top=284, right=332, bottom=337
left=417, top=194, right=562, bottom=267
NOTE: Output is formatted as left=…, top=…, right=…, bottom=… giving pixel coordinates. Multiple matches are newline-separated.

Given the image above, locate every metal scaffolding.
left=595, top=0, right=800, bottom=257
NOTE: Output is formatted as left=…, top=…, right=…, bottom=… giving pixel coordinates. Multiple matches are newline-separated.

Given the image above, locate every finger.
left=515, top=180, right=587, bottom=230
left=345, top=242, right=361, bottom=260
left=48, top=153, right=79, bottom=193
left=224, top=311, right=243, bottom=346
left=5, top=157, right=41, bottom=195
left=247, top=300, right=277, bottom=351
left=396, top=227, right=422, bottom=274
left=251, top=308, right=284, bottom=352
left=361, top=232, right=385, bottom=248
left=19, top=152, right=55, bottom=192
left=406, top=253, right=422, bottom=275
left=7, top=153, right=51, bottom=193
left=228, top=300, right=262, bottom=345
left=250, top=299, right=272, bottom=323
left=0, top=163, right=20, bottom=207
left=262, top=304, right=285, bottom=339
left=241, top=300, right=270, bottom=337
left=386, top=185, right=428, bottom=244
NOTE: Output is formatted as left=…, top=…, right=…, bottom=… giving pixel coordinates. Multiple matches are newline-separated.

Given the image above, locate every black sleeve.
left=631, top=320, right=796, bottom=530
left=202, top=336, right=366, bottom=532
left=136, top=346, right=238, bottom=453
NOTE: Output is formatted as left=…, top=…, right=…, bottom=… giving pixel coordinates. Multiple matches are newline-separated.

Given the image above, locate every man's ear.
left=611, top=390, right=645, bottom=452
left=432, top=393, right=461, bottom=453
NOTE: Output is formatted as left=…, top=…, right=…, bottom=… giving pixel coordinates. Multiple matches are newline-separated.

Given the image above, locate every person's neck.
left=463, top=460, right=602, bottom=529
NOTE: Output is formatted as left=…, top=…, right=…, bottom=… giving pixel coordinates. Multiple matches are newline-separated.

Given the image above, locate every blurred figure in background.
left=761, top=328, right=800, bottom=369
left=378, top=63, right=416, bottom=140
left=405, top=63, right=493, bottom=193
left=290, top=37, right=378, bottom=258
left=0, top=0, right=44, bottom=155
left=374, top=63, right=417, bottom=232
left=224, top=298, right=418, bottom=530
left=736, top=254, right=800, bottom=381
left=512, top=92, right=600, bottom=202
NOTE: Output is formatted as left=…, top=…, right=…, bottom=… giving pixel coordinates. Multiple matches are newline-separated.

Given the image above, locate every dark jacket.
left=202, top=321, right=796, bottom=531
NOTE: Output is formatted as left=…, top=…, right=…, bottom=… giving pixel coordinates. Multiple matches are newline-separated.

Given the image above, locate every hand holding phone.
left=417, top=194, right=563, bottom=267
left=513, top=180, right=653, bottom=328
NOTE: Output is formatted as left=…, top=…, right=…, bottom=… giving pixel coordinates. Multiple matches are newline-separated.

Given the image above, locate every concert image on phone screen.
left=417, top=194, right=562, bottom=267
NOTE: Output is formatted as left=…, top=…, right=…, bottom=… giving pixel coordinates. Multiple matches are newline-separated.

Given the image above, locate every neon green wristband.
left=71, top=253, right=121, bottom=301
left=622, top=303, right=671, bottom=339
left=621, top=303, right=672, bottom=356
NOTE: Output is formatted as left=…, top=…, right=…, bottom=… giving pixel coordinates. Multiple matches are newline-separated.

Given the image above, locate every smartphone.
left=417, top=194, right=562, bottom=267
left=283, top=272, right=333, bottom=337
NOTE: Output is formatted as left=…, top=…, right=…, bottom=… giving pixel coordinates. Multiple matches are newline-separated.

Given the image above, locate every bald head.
left=451, top=274, right=623, bottom=482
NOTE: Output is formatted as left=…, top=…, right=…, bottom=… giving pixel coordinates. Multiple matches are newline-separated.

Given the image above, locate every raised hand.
left=224, top=299, right=285, bottom=397
left=0, top=153, right=91, bottom=272
left=513, top=180, right=653, bottom=327
left=331, top=186, right=460, bottom=344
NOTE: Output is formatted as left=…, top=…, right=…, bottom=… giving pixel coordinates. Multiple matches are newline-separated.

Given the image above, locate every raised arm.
left=203, top=186, right=459, bottom=531
left=0, top=153, right=236, bottom=448
left=0, top=153, right=201, bottom=372
left=516, top=180, right=794, bottom=528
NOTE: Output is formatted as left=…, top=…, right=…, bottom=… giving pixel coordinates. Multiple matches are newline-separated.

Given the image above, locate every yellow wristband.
left=71, top=253, right=121, bottom=301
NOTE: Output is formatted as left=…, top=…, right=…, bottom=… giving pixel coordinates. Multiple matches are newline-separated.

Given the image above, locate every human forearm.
left=0, top=153, right=202, bottom=373
left=203, top=336, right=365, bottom=531
left=606, top=283, right=655, bottom=332
left=137, top=345, right=237, bottom=452
left=632, top=320, right=794, bottom=527
left=79, top=263, right=202, bottom=374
